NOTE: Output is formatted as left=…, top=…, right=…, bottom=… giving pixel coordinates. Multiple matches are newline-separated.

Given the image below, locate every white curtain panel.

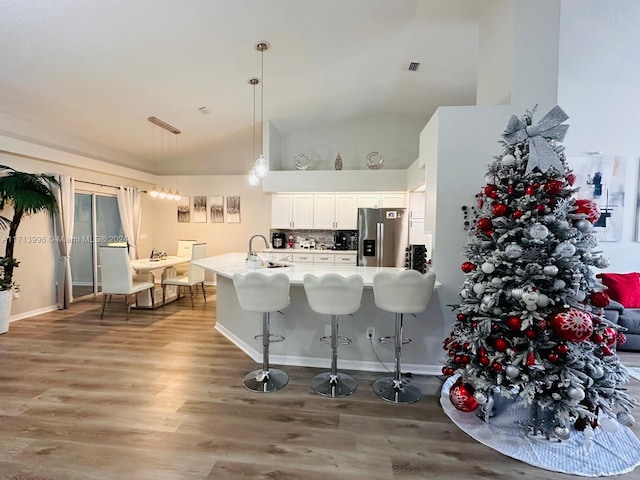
left=54, top=175, right=75, bottom=309
left=116, top=187, right=142, bottom=260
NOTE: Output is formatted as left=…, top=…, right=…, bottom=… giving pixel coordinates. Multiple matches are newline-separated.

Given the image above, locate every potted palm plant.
left=0, top=165, right=59, bottom=334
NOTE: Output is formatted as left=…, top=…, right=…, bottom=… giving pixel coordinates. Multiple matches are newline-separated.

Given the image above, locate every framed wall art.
left=177, top=195, right=191, bottom=223
left=209, top=195, right=224, bottom=223
left=570, top=155, right=626, bottom=242
left=226, top=196, right=241, bottom=223
left=193, top=195, right=207, bottom=223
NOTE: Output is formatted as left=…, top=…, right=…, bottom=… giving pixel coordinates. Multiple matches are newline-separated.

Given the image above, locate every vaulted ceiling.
left=1, top=0, right=487, bottom=175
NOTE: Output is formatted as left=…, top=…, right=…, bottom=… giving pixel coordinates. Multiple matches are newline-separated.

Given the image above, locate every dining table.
left=130, top=256, right=191, bottom=308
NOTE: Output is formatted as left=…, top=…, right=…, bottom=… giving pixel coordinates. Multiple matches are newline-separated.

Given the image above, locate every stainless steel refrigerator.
left=357, top=208, right=408, bottom=267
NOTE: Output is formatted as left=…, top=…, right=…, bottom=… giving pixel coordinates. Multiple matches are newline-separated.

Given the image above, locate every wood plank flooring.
left=1, top=289, right=639, bottom=479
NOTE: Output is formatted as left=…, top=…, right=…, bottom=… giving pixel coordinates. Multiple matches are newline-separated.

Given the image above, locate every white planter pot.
left=0, top=289, right=12, bottom=334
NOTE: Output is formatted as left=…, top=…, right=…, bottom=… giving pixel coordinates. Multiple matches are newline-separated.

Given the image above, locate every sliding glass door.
left=71, top=192, right=123, bottom=299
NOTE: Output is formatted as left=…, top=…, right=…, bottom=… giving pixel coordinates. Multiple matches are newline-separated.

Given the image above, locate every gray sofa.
left=604, top=299, right=640, bottom=351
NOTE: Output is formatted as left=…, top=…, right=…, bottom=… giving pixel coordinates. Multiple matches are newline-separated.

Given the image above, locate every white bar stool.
left=304, top=273, right=363, bottom=397
left=372, top=270, right=436, bottom=404
left=233, top=272, right=290, bottom=392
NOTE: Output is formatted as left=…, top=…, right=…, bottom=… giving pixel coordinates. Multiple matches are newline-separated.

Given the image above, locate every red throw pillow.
left=597, top=272, right=640, bottom=308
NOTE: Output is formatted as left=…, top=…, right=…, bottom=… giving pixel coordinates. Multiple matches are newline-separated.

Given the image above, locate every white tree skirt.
left=441, top=376, right=640, bottom=476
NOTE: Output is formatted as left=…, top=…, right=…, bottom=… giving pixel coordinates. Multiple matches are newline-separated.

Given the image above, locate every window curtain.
left=54, top=175, right=75, bottom=309
left=116, top=187, right=142, bottom=260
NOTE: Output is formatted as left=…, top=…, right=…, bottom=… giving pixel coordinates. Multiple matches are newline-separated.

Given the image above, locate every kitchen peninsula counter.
left=193, top=253, right=440, bottom=375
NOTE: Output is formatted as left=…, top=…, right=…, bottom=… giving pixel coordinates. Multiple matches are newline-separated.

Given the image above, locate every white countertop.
left=262, top=248, right=357, bottom=255
left=192, top=252, right=403, bottom=286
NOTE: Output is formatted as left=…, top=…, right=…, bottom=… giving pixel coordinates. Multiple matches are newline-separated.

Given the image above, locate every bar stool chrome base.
left=373, top=377, right=422, bottom=404
left=311, top=372, right=357, bottom=397
left=243, top=368, right=289, bottom=393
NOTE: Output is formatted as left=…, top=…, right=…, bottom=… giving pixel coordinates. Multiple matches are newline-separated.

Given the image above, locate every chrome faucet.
left=248, top=234, right=269, bottom=260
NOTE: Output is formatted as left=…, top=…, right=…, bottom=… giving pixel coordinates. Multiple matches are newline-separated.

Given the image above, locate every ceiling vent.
left=408, top=62, right=420, bottom=72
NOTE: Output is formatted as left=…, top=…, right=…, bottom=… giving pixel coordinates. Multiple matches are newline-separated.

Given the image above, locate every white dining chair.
left=175, top=239, right=197, bottom=276
left=99, top=246, right=155, bottom=319
left=161, top=243, right=207, bottom=307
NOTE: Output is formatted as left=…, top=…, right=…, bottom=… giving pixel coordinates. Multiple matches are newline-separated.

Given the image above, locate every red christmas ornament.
left=452, top=342, right=460, bottom=349
left=566, top=173, right=576, bottom=186
left=551, top=309, right=594, bottom=342
left=492, top=362, right=503, bottom=372
left=457, top=313, right=466, bottom=321
left=479, top=356, right=490, bottom=366
left=525, top=186, right=535, bottom=196
left=442, top=366, right=455, bottom=376
left=462, top=355, right=470, bottom=364
left=557, top=344, right=569, bottom=355
left=574, top=199, right=601, bottom=224
left=548, top=352, right=559, bottom=363
left=592, top=332, right=604, bottom=343
left=506, top=316, right=522, bottom=331
left=533, top=182, right=541, bottom=189
left=604, top=327, right=617, bottom=347
left=543, top=180, right=564, bottom=195
left=461, top=262, right=475, bottom=273
left=449, top=380, right=479, bottom=412
left=476, top=217, right=492, bottom=231
left=494, top=338, right=509, bottom=352
left=590, top=291, right=610, bottom=308
left=512, top=210, right=524, bottom=219
left=526, top=352, right=536, bottom=366
left=601, top=345, right=614, bottom=356
left=525, top=329, right=537, bottom=339
left=484, top=185, right=498, bottom=198
left=536, top=204, right=546, bottom=214
left=492, top=203, right=508, bottom=216
left=479, top=347, right=486, bottom=356
left=508, top=185, right=515, bottom=195
left=471, top=321, right=478, bottom=329
left=486, top=230, right=494, bottom=237
left=617, top=332, right=627, bottom=345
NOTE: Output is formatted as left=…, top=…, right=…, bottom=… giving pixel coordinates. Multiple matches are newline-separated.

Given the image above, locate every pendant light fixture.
left=254, top=42, right=270, bottom=178
left=147, top=116, right=181, bottom=200
left=248, top=77, right=260, bottom=186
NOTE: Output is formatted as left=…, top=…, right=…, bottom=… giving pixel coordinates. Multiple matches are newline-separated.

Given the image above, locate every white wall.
left=558, top=0, right=640, bottom=273
left=280, top=113, right=423, bottom=171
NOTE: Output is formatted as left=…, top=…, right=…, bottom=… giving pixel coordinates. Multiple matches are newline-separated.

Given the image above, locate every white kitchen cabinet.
left=313, top=253, right=335, bottom=264
left=409, top=218, right=428, bottom=245
left=334, top=254, right=357, bottom=265
left=357, top=192, right=406, bottom=209
left=313, top=193, right=358, bottom=229
left=292, top=253, right=313, bottom=263
left=271, top=194, right=314, bottom=229
left=409, top=191, right=425, bottom=219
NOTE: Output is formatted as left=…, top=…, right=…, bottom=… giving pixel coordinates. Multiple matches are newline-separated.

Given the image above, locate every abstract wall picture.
left=193, top=195, right=207, bottom=223
left=226, top=196, right=241, bottom=223
left=177, top=195, right=191, bottom=223
left=209, top=195, right=224, bottom=223
left=570, top=155, right=626, bottom=242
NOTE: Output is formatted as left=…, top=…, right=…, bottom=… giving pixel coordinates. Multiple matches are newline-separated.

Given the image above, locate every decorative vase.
left=335, top=153, right=342, bottom=170
left=0, top=289, right=12, bottom=334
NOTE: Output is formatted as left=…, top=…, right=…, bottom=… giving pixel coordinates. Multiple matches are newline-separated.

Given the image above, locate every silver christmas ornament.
left=481, top=262, right=495, bottom=274
left=491, top=277, right=503, bottom=287
left=575, top=219, right=593, bottom=232
left=473, top=283, right=486, bottom=295
left=522, top=292, right=539, bottom=305
left=505, top=244, right=523, bottom=258
left=594, top=256, right=611, bottom=268
left=505, top=365, right=520, bottom=378
left=536, top=293, right=550, bottom=307
left=582, top=251, right=593, bottom=261
left=543, top=265, right=559, bottom=276
left=617, top=411, right=636, bottom=427
left=501, top=154, right=516, bottom=166
left=592, top=365, right=604, bottom=379
left=543, top=214, right=556, bottom=223
left=554, top=425, right=570, bottom=441
left=573, top=290, right=586, bottom=302
left=493, top=307, right=503, bottom=315
left=482, top=295, right=493, bottom=306
left=511, top=288, right=524, bottom=299
left=473, top=391, right=488, bottom=405
left=567, top=386, right=585, bottom=401
left=555, top=241, right=576, bottom=257
left=554, top=279, right=566, bottom=290
left=557, top=220, right=570, bottom=230
left=600, top=416, right=619, bottom=433
left=529, top=223, right=549, bottom=239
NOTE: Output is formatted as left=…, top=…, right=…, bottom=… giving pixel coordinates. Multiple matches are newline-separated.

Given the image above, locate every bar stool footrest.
left=320, top=335, right=352, bottom=346
left=379, top=335, right=412, bottom=346
left=253, top=333, right=285, bottom=343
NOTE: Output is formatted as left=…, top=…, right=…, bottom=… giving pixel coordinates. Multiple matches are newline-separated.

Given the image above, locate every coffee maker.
left=333, top=231, right=349, bottom=250
left=272, top=232, right=287, bottom=249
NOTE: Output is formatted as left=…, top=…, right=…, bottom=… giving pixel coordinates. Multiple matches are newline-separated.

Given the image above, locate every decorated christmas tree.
left=442, top=106, right=637, bottom=441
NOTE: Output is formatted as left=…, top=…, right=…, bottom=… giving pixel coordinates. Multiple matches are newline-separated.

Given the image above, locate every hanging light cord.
left=253, top=80, right=257, bottom=161
left=260, top=45, right=264, bottom=156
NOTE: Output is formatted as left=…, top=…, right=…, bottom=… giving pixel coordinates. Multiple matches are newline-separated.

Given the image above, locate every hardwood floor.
left=1, top=289, right=639, bottom=479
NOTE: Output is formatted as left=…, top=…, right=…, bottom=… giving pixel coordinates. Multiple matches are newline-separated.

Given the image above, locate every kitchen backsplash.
left=270, top=229, right=346, bottom=249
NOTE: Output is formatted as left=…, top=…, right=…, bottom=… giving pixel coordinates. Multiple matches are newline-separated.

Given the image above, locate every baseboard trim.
left=213, top=323, right=442, bottom=376
left=10, top=304, right=59, bottom=322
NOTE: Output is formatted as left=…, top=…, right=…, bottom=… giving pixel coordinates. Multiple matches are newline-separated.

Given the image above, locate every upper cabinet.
left=313, top=193, right=358, bottom=229
left=271, top=193, right=314, bottom=229
left=409, top=191, right=425, bottom=219
left=357, top=192, right=406, bottom=209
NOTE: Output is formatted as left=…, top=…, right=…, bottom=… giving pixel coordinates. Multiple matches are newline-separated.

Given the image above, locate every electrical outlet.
left=367, top=327, right=375, bottom=340
left=324, top=324, right=331, bottom=337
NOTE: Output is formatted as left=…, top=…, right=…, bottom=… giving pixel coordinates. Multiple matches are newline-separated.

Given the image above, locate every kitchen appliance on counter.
left=357, top=208, right=407, bottom=267
left=333, top=230, right=357, bottom=250
left=272, top=232, right=287, bottom=249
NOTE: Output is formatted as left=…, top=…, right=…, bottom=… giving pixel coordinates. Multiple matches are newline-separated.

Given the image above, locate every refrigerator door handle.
left=377, top=222, right=384, bottom=266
